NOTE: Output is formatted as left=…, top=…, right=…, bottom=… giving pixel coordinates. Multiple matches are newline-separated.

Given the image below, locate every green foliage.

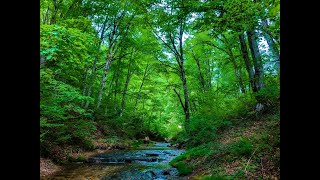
left=40, top=24, right=98, bottom=86
left=58, top=17, right=96, bottom=34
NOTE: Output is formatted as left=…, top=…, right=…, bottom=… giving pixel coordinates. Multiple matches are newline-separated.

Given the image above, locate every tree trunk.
left=155, top=16, right=190, bottom=129
left=247, top=30, right=264, bottom=92
left=84, top=56, right=99, bottom=109
left=119, top=53, right=134, bottom=116
left=239, top=33, right=256, bottom=93
left=234, top=67, right=246, bottom=93
left=96, top=57, right=112, bottom=108
left=113, top=59, right=121, bottom=112
left=226, top=45, right=246, bottom=94
left=104, top=68, right=116, bottom=115
left=262, top=20, right=280, bottom=73
left=180, top=66, right=190, bottom=124
left=134, top=64, right=149, bottom=111
left=206, top=59, right=212, bottom=89
left=83, top=16, right=110, bottom=108
left=178, top=21, right=190, bottom=125
left=50, top=0, right=59, bottom=24
left=218, top=33, right=246, bottom=94
left=43, top=7, right=50, bottom=24
left=192, top=52, right=206, bottom=92
left=81, top=68, right=90, bottom=106
left=96, top=13, right=130, bottom=109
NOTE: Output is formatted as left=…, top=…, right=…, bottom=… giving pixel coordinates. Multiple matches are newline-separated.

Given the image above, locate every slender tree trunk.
left=134, top=64, right=149, bottom=111
left=119, top=53, right=134, bottom=116
left=239, top=33, right=256, bottom=93
left=192, top=52, right=206, bottom=92
left=84, top=17, right=109, bottom=108
left=84, top=57, right=97, bottom=108
left=81, top=67, right=90, bottom=106
left=180, top=66, right=190, bottom=124
left=206, top=59, right=212, bottom=89
left=104, top=69, right=116, bottom=115
left=178, top=20, right=190, bottom=125
left=155, top=16, right=190, bottom=129
left=113, top=59, right=121, bottom=112
left=234, top=67, right=246, bottom=93
left=227, top=48, right=246, bottom=94
left=220, top=33, right=246, bottom=93
left=96, top=13, right=130, bottom=109
left=104, top=92, right=113, bottom=116
left=96, top=57, right=112, bottom=108
left=82, top=68, right=90, bottom=95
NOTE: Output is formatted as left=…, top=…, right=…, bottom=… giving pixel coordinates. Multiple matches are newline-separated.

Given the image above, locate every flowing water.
left=41, top=142, right=185, bottom=180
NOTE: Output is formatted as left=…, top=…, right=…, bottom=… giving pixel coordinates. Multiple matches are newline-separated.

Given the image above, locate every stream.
left=41, top=142, right=185, bottom=180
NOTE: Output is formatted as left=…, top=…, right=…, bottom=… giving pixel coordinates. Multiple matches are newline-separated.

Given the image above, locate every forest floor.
left=40, top=158, right=62, bottom=177
left=171, top=110, right=280, bottom=179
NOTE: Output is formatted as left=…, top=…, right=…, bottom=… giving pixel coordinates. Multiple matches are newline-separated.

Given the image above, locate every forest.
left=40, top=0, right=280, bottom=179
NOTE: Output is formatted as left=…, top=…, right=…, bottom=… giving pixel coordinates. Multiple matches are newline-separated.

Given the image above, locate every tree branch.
left=152, top=31, right=180, bottom=59
left=201, top=41, right=230, bottom=56
left=173, top=88, right=185, bottom=111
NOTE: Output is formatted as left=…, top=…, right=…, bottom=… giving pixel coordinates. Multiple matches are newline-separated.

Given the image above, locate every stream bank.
left=41, top=142, right=185, bottom=180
